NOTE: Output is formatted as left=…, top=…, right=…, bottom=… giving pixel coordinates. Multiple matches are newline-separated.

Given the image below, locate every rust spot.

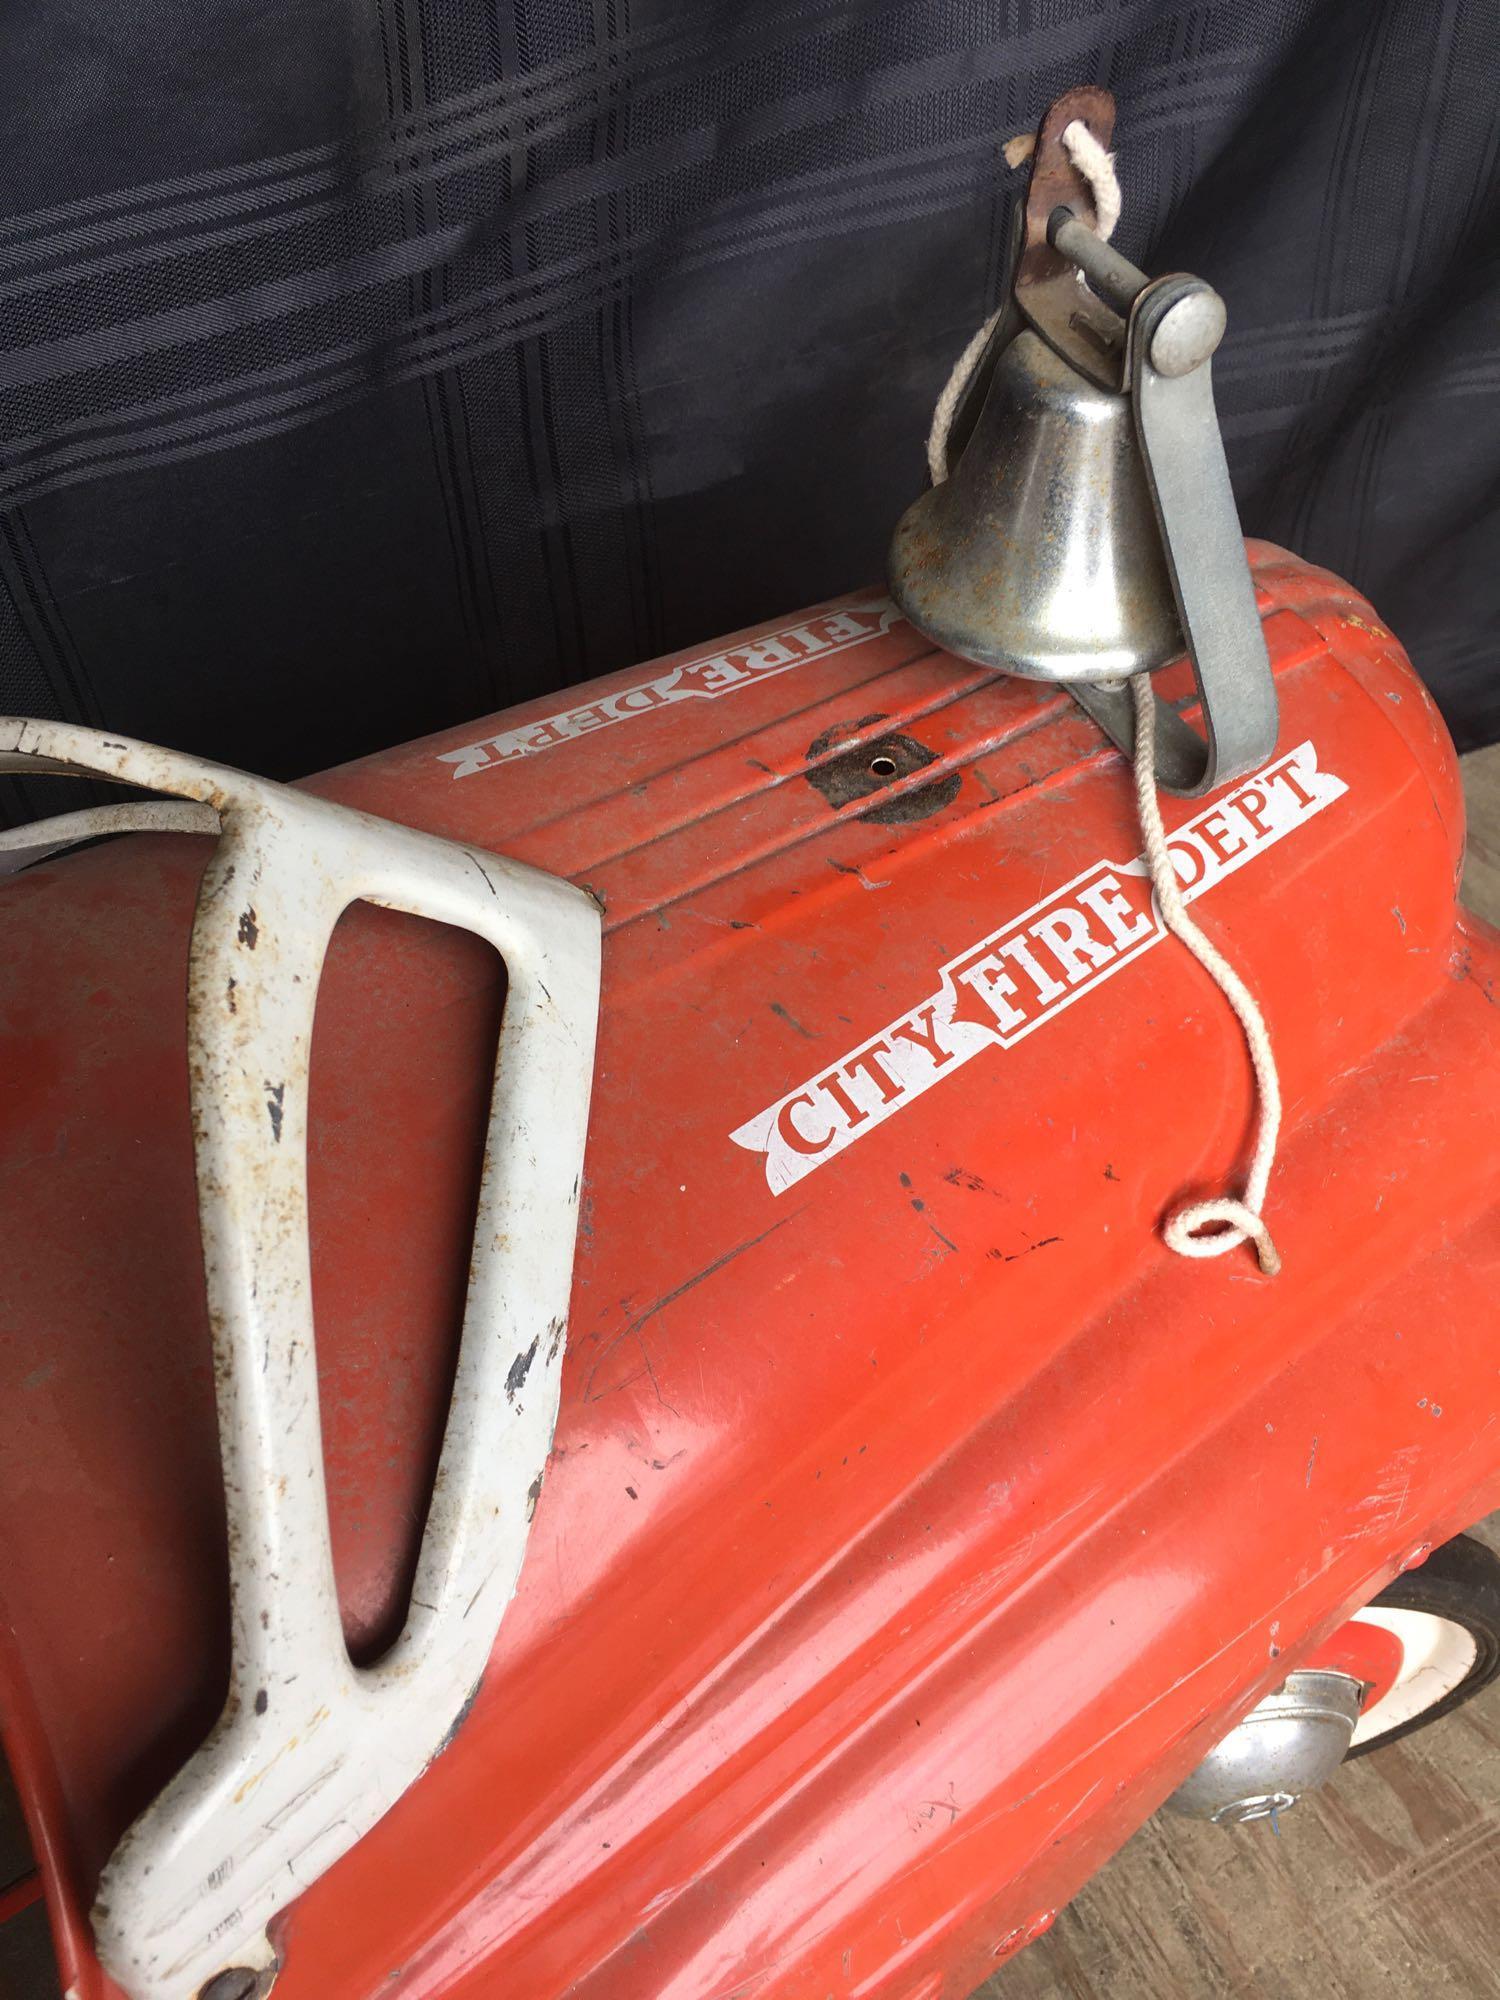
left=804, top=715, right=961, bottom=826
left=237, top=906, right=259, bottom=949
left=265, top=1082, right=285, bottom=1144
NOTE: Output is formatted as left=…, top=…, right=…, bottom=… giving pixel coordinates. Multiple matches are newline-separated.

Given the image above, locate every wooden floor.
left=986, top=745, right=1500, bottom=2000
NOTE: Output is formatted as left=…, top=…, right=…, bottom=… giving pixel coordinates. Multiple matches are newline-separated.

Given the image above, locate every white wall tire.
left=1344, top=1533, right=1500, bottom=1757
left=1346, top=1607, right=1479, bottom=1747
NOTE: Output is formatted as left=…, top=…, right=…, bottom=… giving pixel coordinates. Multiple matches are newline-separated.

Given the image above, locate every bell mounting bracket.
left=1001, top=88, right=1278, bottom=797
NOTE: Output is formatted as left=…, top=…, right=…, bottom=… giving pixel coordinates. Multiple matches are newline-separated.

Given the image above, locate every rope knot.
left=1162, top=1198, right=1282, bottom=1278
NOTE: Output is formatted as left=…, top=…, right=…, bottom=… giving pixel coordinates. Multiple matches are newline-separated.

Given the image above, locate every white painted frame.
left=0, top=719, right=602, bottom=2000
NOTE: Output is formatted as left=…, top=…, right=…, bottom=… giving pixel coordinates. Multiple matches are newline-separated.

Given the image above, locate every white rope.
left=1056, top=119, right=1121, bottom=244
left=1131, top=676, right=1283, bottom=1276
left=926, top=120, right=1121, bottom=484
left=926, top=309, right=1002, bottom=485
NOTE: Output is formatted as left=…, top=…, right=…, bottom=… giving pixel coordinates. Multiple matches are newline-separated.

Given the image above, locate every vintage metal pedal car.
left=4, top=541, right=1500, bottom=2000
left=3, top=85, right=1500, bottom=2000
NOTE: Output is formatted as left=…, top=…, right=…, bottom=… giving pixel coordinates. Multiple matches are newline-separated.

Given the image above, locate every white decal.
left=731, top=742, right=1347, bottom=1193
left=438, top=598, right=902, bottom=778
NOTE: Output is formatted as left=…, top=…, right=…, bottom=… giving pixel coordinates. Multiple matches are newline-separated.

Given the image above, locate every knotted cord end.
left=1163, top=1197, right=1283, bottom=1277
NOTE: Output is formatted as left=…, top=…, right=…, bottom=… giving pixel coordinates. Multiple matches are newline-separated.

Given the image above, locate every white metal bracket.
left=0, top=719, right=602, bottom=2000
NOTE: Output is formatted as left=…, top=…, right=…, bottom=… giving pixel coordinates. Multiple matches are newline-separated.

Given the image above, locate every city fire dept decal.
left=437, top=598, right=901, bottom=778
left=731, top=742, right=1347, bottom=1194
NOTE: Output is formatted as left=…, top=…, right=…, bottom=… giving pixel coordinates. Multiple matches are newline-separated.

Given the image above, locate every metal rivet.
left=1147, top=289, right=1227, bottom=377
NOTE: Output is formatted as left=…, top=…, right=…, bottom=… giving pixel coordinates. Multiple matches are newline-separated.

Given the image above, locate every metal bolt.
left=1147, top=288, right=1227, bottom=377
left=198, top=1967, right=267, bottom=2000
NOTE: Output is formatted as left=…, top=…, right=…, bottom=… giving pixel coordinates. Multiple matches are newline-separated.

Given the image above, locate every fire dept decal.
left=731, top=742, right=1347, bottom=1193
left=437, top=598, right=901, bottom=779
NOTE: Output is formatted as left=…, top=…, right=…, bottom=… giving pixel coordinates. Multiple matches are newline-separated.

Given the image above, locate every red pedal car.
left=3, top=89, right=1499, bottom=2000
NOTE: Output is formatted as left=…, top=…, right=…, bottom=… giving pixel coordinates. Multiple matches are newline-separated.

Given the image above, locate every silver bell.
left=889, top=327, right=1182, bottom=685
left=887, top=87, right=1277, bottom=798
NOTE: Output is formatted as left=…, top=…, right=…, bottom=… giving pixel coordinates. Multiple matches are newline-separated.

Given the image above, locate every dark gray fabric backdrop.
left=2, top=0, right=1497, bottom=828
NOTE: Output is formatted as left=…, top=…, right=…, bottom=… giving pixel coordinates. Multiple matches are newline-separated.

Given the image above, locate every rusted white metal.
left=0, top=718, right=602, bottom=2000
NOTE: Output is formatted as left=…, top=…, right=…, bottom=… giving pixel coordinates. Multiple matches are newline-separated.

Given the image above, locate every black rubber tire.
left=1345, top=1531, right=1500, bottom=1757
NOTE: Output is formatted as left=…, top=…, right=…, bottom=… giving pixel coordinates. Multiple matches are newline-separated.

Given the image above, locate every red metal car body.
left=2, top=542, right=1498, bottom=1998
